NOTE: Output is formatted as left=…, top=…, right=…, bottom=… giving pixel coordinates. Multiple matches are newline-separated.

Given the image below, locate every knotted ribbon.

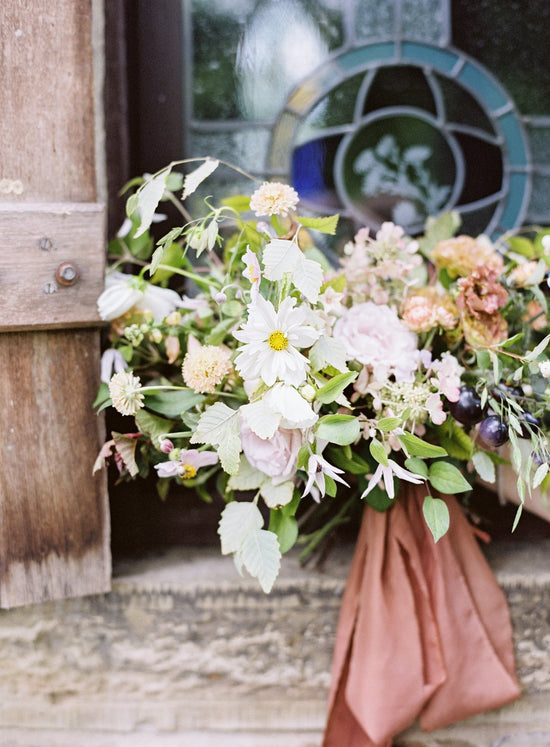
left=322, top=483, right=520, bottom=746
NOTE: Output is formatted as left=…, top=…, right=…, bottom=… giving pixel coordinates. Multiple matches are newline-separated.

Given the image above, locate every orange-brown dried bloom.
left=431, top=235, right=504, bottom=278
left=456, top=267, right=508, bottom=318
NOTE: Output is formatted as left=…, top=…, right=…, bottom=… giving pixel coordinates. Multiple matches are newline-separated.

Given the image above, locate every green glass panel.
left=363, top=66, right=436, bottom=116
left=434, top=74, right=495, bottom=135
left=296, top=74, right=365, bottom=139
left=452, top=1, right=550, bottom=115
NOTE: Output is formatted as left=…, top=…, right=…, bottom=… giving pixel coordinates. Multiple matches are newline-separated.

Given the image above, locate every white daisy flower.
left=233, top=295, right=320, bottom=387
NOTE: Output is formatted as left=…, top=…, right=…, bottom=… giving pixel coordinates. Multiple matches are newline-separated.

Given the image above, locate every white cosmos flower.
left=97, top=271, right=185, bottom=323
left=240, top=382, right=318, bottom=439
left=233, top=295, right=320, bottom=387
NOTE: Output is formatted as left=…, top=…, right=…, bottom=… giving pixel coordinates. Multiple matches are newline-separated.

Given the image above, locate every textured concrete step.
left=0, top=541, right=549, bottom=746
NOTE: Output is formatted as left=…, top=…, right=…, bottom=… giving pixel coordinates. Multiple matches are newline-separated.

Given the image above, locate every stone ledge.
left=0, top=542, right=548, bottom=745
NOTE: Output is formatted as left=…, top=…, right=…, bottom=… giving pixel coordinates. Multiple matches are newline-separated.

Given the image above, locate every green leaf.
left=428, top=461, right=471, bottom=494
left=418, top=210, right=461, bottom=257
left=144, top=389, right=204, bottom=418
left=325, top=446, right=371, bottom=475
left=227, top=456, right=264, bottom=491
left=93, top=383, right=110, bottom=409
left=533, top=462, right=549, bottom=490
left=133, top=167, right=171, bottom=238
left=404, top=457, right=429, bottom=478
left=268, top=511, right=298, bottom=554
left=422, top=495, right=450, bottom=542
left=398, top=432, right=447, bottom=458
left=112, top=432, right=139, bottom=477
left=297, top=213, right=339, bottom=235
left=191, top=402, right=241, bottom=474
left=472, top=451, right=496, bottom=483
left=506, top=235, right=535, bottom=258
left=476, top=350, right=491, bottom=370
left=205, top=317, right=238, bottom=346
left=376, top=416, right=401, bottom=432
left=511, top=503, right=523, bottom=532
left=525, top=333, right=550, bottom=362
left=134, top=409, right=175, bottom=449
left=315, top=371, right=357, bottom=404
left=221, top=194, right=251, bottom=212
left=316, top=414, right=360, bottom=446
left=362, top=482, right=393, bottom=512
left=369, top=438, right=389, bottom=466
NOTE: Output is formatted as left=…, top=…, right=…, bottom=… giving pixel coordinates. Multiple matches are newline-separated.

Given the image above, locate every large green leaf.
left=191, top=401, right=241, bottom=474
left=428, top=461, right=471, bottom=494
left=315, top=371, right=357, bottom=404
left=144, top=389, right=204, bottom=418
left=422, top=495, right=450, bottom=542
left=398, top=432, right=447, bottom=458
left=316, top=414, right=360, bottom=446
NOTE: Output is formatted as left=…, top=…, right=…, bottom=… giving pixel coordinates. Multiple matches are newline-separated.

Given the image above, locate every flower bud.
left=300, top=384, right=316, bottom=402
left=160, top=438, right=174, bottom=453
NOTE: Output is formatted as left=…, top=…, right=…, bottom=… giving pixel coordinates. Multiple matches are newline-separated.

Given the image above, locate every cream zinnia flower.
left=249, top=181, right=299, bottom=217
left=182, top=345, right=233, bottom=393
left=109, top=371, right=145, bottom=416
left=233, top=295, right=320, bottom=387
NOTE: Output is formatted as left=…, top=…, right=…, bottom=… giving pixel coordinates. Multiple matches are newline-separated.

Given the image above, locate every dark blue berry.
left=449, top=386, right=484, bottom=426
left=479, top=416, right=509, bottom=448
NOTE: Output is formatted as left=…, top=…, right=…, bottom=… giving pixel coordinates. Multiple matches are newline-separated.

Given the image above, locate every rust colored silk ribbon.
left=322, top=483, right=520, bottom=747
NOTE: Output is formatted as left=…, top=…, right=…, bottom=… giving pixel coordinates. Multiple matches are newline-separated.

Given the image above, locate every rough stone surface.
left=0, top=542, right=548, bottom=745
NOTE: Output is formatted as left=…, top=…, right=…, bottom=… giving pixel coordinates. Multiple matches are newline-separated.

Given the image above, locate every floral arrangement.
left=95, top=158, right=550, bottom=592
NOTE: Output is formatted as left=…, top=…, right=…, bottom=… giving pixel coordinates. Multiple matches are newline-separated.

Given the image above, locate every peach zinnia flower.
left=401, top=288, right=458, bottom=333
left=182, top=344, right=233, bottom=394
left=249, top=181, right=299, bottom=217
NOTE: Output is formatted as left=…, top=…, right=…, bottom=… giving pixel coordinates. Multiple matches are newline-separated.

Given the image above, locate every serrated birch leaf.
left=260, top=480, right=294, bottom=508
left=293, top=256, right=323, bottom=303
left=227, top=456, right=265, bottom=491
left=262, top=239, right=301, bottom=280
left=134, top=168, right=171, bottom=238
left=240, top=528, right=281, bottom=593
left=472, top=451, right=496, bottom=483
left=423, top=495, right=450, bottom=543
left=309, top=337, right=349, bottom=372
left=190, top=402, right=241, bottom=474
left=181, top=158, right=219, bottom=199
left=218, top=501, right=263, bottom=555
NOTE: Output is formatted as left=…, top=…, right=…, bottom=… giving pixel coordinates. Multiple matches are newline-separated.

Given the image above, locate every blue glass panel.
left=498, top=112, right=528, bottom=166
left=499, top=173, right=529, bottom=227
left=457, top=63, right=508, bottom=111
left=401, top=42, right=458, bottom=73
left=337, top=43, right=395, bottom=72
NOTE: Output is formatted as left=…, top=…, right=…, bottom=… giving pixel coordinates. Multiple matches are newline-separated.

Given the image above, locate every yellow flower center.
left=180, top=464, right=197, bottom=479
left=268, top=330, right=288, bottom=351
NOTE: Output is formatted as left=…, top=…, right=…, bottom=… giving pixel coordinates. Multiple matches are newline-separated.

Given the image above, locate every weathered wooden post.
left=0, top=0, right=111, bottom=607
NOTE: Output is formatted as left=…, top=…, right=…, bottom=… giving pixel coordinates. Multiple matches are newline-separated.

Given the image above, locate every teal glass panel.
left=401, top=42, right=458, bottom=74
left=337, top=43, right=395, bottom=72
left=457, top=63, right=508, bottom=112
left=498, top=112, right=528, bottom=167
left=499, top=173, right=529, bottom=227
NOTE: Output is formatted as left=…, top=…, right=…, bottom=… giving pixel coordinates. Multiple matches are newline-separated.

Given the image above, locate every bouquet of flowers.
left=95, top=158, right=550, bottom=593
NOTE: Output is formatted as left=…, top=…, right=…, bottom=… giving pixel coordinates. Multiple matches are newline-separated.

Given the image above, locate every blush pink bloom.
left=240, top=421, right=302, bottom=485
left=334, top=302, right=418, bottom=383
left=430, top=352, right=463, bottom=402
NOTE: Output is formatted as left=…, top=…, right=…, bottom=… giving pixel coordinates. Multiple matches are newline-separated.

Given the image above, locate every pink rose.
left=334, top=302, right=418, bottom=382
left=240, top=422, right=302, bottom=484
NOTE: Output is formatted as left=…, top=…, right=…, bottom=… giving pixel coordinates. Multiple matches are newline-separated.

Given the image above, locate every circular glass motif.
left=334, top=111, right=463, bottom=234
left=273, top=43, right=530, bottom=240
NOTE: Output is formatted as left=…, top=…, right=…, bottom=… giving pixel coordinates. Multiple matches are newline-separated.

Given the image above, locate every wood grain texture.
left=0, top=0, right=96, bottom=202
left=0, top=0, right=111, bottom=606
left=0, top=329, right=110, bottom=608
left=0, top=203, right=105, bottom=330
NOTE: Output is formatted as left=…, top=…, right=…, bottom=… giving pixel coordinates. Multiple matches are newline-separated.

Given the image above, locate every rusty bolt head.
left=55, top=262, right=79, bottom=286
